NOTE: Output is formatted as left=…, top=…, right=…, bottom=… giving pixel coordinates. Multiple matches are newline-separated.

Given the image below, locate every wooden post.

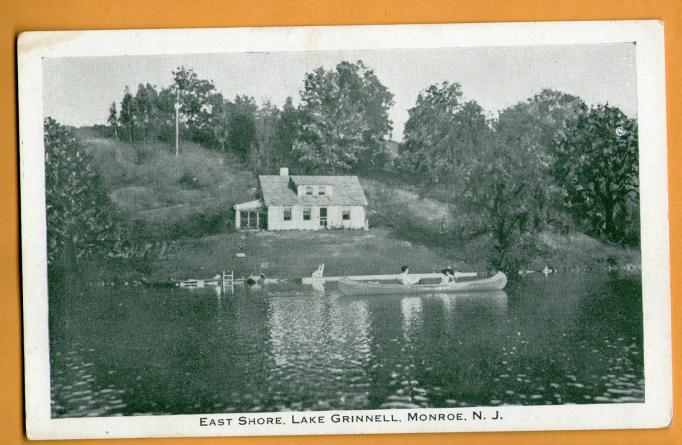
left=174, top=89, right=180, bottom=158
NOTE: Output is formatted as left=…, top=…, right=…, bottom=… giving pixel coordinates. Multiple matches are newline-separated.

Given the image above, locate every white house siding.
left=268, top=205, right=366, bottom=230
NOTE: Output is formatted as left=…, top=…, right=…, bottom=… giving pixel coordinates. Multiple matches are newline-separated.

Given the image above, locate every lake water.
left=49, top=273, right=644, bottom=417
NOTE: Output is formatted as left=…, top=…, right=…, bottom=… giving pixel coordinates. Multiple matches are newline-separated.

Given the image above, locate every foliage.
left=494, top=89, right=587, bottom=229
left=95, top=63, right=642, bottom=272
left=397, top=85, right=594, bottom=270
left=553, top=105, right=639, bottom=244
left=293, top=60, right=394, bottom=173
left=271, top=97, right=300, bottom=170
left=399, top=82, right=492, bottom=184
left=119, top=87, right=136, bottom=143
left=104, top=62, right=394, bottom=175
left=457, top=130, right=550, bottom=272
left=133, top=83, right=161, bottom=142
left=172, top=66, right=221, bottom=142
left=107, top=102, right=119, bottom=140
left=44, top=118, right=117, bottom=269
left=227, top=113, right=257, bottom=159
left=251, top=101, right=281, bottom=173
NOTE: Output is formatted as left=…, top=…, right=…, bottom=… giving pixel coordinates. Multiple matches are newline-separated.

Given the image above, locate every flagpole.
left=174, top=89, right=180, bottom=158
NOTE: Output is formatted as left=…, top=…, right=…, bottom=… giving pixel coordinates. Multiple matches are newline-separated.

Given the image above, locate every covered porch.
left=234, top=200, right=266, bottom=230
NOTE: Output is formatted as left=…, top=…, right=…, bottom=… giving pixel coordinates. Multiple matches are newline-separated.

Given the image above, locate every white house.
left=234, top=168, right=369, bottom=231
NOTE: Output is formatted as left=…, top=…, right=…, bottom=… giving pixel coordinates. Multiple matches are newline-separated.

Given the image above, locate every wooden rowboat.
left=337, top=272, right=507, bottom=296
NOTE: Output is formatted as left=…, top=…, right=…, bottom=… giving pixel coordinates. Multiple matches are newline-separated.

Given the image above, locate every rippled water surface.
left=49, top=274, right=643, bottom=417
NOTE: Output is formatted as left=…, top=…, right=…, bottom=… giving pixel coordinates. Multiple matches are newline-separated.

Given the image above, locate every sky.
left=43, top=43, right=637, bottom=141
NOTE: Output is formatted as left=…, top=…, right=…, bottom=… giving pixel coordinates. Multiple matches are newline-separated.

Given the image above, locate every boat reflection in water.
left=429, top=290, right=508, bottom=318
left=49, top=274, right=643, bottom=417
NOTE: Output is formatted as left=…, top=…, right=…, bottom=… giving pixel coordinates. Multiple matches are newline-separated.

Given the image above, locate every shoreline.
left=57, top=228, right=641, bottom=286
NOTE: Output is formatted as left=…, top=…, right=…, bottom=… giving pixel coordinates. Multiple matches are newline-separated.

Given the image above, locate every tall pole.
left=174, top=89, right=180, bottom=158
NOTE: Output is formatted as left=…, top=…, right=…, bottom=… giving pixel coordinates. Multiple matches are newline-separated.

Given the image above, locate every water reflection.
left=267, top=294, right=372, bottom=410
left=49, top=274, right=644, bottom=417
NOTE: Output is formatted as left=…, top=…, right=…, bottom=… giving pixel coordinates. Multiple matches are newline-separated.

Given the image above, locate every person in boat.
left=440, top=267, right=456, bottom=284
left=399, top=266, right=421, bottom=285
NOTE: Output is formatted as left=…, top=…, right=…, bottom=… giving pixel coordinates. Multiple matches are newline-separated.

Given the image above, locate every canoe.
left=337, top=272, right=507, bottom=296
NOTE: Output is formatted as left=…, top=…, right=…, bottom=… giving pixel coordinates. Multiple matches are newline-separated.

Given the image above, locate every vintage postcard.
left=18, top=21, right=671, bottom=440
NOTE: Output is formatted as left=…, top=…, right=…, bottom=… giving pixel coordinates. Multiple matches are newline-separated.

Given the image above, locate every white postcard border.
left=18, top=20, right=671, bottom=440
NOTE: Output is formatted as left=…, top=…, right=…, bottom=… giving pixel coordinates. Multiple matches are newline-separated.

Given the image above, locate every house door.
left=319, top=207, right=327, bottom=227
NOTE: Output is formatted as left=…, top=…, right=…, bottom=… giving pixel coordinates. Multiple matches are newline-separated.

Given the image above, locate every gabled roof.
left=259, top=175, right=368, bottom=207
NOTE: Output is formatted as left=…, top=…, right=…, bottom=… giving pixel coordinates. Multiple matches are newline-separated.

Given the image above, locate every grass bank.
left=140, top=229, right=640, bottom=282
left=78, top=128, right=254, bottom=238
left=76, top=131, right=640, bottom=281
left=145, top=228, right=455, bottom=281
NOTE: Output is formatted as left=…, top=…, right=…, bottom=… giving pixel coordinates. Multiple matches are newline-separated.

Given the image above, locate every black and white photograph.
left=18, top=22, right=671, bottom=439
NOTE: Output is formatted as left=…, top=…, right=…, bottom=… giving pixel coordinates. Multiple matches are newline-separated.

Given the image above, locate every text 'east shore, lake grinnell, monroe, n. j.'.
left=199, top=410, right=503, bottom=427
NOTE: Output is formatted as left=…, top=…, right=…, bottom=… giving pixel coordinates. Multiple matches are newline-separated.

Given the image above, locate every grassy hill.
left=77, top=130, right=640, bottom=279
left=78, top=128, right=256, bottom=238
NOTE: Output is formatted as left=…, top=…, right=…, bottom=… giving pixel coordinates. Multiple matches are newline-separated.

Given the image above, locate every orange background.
left=1, top=1, right=679, bottom=444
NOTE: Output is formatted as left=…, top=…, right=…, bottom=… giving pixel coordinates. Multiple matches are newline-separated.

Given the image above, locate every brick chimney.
left=279, top=167, right=289, bottom=176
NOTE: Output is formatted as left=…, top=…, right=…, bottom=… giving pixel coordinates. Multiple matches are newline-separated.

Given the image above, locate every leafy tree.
left=450, top=90, right=589, bottom=271
left=399, top=82, right=492, bottom=184
left=458, top=130, right=550, bottom=273
left=494, top=89, right=587, bottom=228
left=172, top=66, right=221, bottom=143
left=272, top=97, right=300, bottom=169
left=232, top=95, right=259, bottom=116
left=107, top=101, right=119, bottom=140
left=153, top=86, right=180, bottom=143
left=252, top=100, right=281, bottom=173
left=212, top=106, right=231, bottom=150
left=119, top=87, right=136, bottom=143
left=553, top=105, right=639, bottom=244
left=134, top=83, right=160, bottom=142
left=227, top=113, right=257, bottom=159
left=44, top=118, right=116, bottom=271
left=293, top=60, right=394, bottom=173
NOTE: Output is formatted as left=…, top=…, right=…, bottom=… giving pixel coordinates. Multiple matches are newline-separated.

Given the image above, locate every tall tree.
left=494, top=90, right=587, bottom=228
left=553, top=105, right=639, bottom=244
left=293, top=60, right=394, bottom=173
left=133, top=83, right=160, bottom=142
left=107, top=101, right=119, bottom=140
left=252, top=100, right=281, bottom=173
left=172, top=66, right=220, bottom=143
left=399, top=82, right=491, bottom=184
left=44, top=118, right=116, bottom=271
left=226, top=113, right=257, bottom=159
left=119, top=87, right=136, bottom=143
left=272, top=97, right=300, bottom=169
left=458, top=131, right=551, bottom=273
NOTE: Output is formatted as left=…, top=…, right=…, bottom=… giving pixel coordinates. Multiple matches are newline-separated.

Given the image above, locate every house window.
left=318, top=187, right=326, bottom=196
left=303, top=208, right=311, bottom=220
left=342, top=209, right=351, bottom=221
left=283, top=207, right=292, bottom=221
left=305, top=186, right=313, bottom=196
